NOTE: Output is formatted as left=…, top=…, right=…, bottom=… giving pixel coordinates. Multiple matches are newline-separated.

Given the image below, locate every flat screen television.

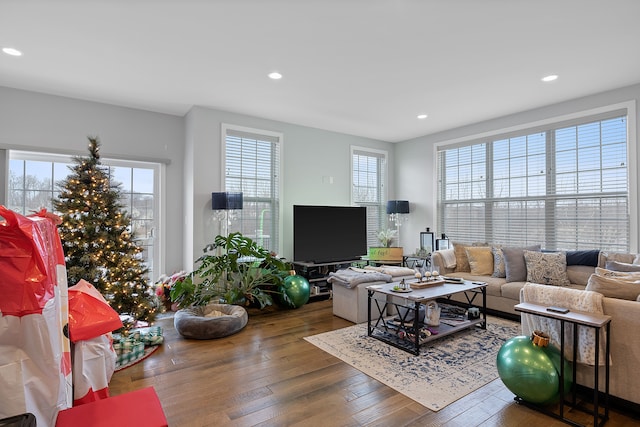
left=293, top=205, right=367, bottom=264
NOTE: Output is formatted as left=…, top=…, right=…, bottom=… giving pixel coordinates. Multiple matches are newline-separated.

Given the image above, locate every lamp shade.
left=212, top=192, right=243, bottom=210
left=386, top=200, right=410, bottom=215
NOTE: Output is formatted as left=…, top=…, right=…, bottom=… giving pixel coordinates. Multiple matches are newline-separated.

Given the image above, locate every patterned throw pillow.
left=524, top=250, right=571, bottom=286
left=465, top=246, right=494, bottom=275
left=503, top=245, right=541, bottom=282
left=492, top=247, right=506, bottom=278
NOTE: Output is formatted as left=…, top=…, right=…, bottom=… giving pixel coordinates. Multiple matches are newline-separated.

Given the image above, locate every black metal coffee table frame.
left=367, top=281, right=487, bottom=355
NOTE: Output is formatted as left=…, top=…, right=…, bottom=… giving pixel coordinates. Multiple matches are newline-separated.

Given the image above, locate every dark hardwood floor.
left=109, top=299, right=640, bottom=426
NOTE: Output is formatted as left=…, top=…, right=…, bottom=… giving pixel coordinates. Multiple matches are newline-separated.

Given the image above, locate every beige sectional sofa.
left=432, top=246, right=640, bottom=407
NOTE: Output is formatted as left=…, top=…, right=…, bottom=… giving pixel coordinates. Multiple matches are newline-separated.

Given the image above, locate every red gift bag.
left=0, top=207, right=72, bottom=427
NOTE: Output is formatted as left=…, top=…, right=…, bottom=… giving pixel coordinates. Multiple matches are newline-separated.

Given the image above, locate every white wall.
left=396, top=83, right=640, bottom=252
left=0, top=87, right=398, bottom=272
left=183, top=106, right=396, bottom=264
left=0, top=86, right=186, bottom=274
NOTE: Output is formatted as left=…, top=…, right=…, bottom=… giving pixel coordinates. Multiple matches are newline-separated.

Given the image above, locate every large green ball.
left=279, top=274, right=310, bottom=308
left=497, top=335, right=573, bottom=404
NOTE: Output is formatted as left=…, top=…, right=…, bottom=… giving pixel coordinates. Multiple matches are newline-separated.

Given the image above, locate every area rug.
left=304, top=316, right=520, bottom=411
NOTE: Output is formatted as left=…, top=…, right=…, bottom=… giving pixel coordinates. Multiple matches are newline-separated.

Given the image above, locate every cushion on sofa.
left=585, top=273, right=640, bottom=301
left=524, top=250, right=571, bottom=286
left=566, top=265, right=596, bottom=287
left=452, top=241, right=487, bottom=273
left=605, top=260, right=640, bottom=272
left=503, top=245, right=541, bottom=282
left=566, top=249, right=600, bottom=267
left=465, top=246, right=493, bottom=275
left=598, top=251, right=636, bottom=268
left=492, top=246, right=506, bottom=278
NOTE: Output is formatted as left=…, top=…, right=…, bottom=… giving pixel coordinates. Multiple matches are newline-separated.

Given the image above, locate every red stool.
left=55, top=387, right=167, bottom=427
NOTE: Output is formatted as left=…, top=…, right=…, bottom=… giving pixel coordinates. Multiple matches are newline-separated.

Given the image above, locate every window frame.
left=351, top=145, right=388, bottom=248
left=435, top=102, right=637, bottom=252
left=221, top=123, right=283, bottom=255
left=5, top=150, right=164, bottom=281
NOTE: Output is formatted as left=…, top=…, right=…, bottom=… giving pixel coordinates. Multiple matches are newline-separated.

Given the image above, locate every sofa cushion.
left=566, top=249, right=600, bottom=267
left=566, top=265, right=595, bottom=287
left=442, top=272, right=505, bottom=297
left=524, top=250, right=571, bottom=286
left=452, top=241, right=487, bottom=273
left=503, top=245, right=541, bottom=282
left=465, top=246, right=493, bottom=275
left=501, top=281, right=527, bottom=300
left=605, top=260, right=640, bottom=272
left=585, top=272, right=640, bottom=301
left=492, top=246, right=506, bottom=278
left=598, top=251, right=636, bottom=268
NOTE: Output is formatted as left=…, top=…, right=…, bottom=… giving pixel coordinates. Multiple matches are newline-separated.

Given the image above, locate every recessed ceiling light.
left=2, top=47, right=22, bottom=56
left=268, top=72, right=282, bottom=80
left=541, top=75, right=558, bottom=82
left=417, top=114, right=428, bottom=119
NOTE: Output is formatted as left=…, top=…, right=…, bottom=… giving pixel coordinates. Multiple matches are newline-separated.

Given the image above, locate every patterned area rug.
left=304, top=316, right=520, bottom=411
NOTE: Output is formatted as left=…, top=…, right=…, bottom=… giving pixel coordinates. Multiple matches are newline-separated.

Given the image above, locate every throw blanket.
left=439, top=249, right=457, bottom=269
left=520, top=283, right=607, bottom=366
left=363, top=265, right=416, bottom=277
left=327, top=268, right=392, bottom=288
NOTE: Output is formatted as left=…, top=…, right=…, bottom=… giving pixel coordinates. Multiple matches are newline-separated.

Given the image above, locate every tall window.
left=437, top=111, right=629, bottom=252
left=7, top=151, right=161, bottom=280
left=352, top=146, right=387, bottom=247
left=223, top=125, right=282, bottom=254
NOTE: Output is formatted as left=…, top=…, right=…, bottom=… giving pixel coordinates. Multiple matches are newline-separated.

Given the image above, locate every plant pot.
left=368, top=247, right=403, bottom=261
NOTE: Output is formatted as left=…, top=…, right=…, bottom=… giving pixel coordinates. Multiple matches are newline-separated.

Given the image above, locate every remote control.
left=546, top=306, right=570, bottom=314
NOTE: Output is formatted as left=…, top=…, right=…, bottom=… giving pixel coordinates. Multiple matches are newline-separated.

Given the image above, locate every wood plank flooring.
left=109, top=299, right=640, bottom=426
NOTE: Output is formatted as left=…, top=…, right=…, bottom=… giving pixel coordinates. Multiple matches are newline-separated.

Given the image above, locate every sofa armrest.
left=431, top=249, right=456, bottom=275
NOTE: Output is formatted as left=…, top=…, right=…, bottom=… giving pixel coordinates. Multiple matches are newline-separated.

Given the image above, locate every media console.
left=292, top=259, right=360, bottom=300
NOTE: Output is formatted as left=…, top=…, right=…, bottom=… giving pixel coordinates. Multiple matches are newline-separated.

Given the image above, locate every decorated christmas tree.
left=54, top=137, right=157, bottom=325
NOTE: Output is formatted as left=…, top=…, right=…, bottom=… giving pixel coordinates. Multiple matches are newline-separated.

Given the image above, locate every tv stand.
left=292, top=259, right=360, bottom=300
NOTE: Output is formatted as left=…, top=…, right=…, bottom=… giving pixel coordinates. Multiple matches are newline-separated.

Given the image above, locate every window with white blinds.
left=437, top=111, right=629, bottom=251
left=352, top=146, right=387, bottom=248
left=224, top=125, right=281, bottom=253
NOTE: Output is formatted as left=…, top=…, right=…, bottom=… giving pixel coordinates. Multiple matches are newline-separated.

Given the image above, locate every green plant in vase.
left=170, top=232, right=289, bottom=309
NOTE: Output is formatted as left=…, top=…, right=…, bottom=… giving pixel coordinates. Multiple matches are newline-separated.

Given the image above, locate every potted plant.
left=170, top=232, right=290, bottom=309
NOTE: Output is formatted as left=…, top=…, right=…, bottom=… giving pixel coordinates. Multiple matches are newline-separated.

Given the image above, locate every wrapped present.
left=72, top=334, right=117, bottom=406
left=0, top=207, right=72, bottom=427
left=112, top=326, right=163, bottom=368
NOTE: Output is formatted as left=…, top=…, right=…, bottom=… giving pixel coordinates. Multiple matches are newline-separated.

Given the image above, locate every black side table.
left=514, top=302, right=611, bottom=427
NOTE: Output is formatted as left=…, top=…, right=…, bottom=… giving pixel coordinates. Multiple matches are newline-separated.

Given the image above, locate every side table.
left=514, top=302, right=611, bottom=427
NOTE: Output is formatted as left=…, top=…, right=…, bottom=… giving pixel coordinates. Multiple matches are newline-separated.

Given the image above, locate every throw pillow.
left=452, top=241, right=487, bottom=273
left=492, top=246, right=506, bottom=278
left=585, top=273, right=640, bottom=301
left=594, top=267, right=640, bottom=281
left=566, top=249, right=600, bottom=267
left=605, top=260, right=640, bottom=272
left=523, top=250, right=571, bottom=286
left=598, top=251, right=636, bottom=268
left=465, top=246, right=493, bottom=275
left=503, top=245, right=542, bottom=282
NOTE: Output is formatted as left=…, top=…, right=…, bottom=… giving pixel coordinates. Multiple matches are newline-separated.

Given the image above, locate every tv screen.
left=293, top=205, right=367, bottom=264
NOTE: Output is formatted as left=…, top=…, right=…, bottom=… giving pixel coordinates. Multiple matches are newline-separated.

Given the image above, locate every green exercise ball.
left=279, top=271, right=310, bottom=308
left=497, top=335, right=573, bottom=405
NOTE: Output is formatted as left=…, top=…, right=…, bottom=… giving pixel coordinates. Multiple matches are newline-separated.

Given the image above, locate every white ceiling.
left=2, top=1, right=640, bottom=143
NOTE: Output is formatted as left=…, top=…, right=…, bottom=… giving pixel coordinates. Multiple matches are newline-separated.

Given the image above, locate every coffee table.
left=367, top=280, right=487, bottom=355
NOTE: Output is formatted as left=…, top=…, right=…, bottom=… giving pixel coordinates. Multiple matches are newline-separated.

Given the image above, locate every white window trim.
left=5, top=150, right=165, bottom=278
left=350, top=145, right=388, bottom=205
left=220, top=123, right=284, bottom=254
left=433, top=101, right=638, bottom=251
